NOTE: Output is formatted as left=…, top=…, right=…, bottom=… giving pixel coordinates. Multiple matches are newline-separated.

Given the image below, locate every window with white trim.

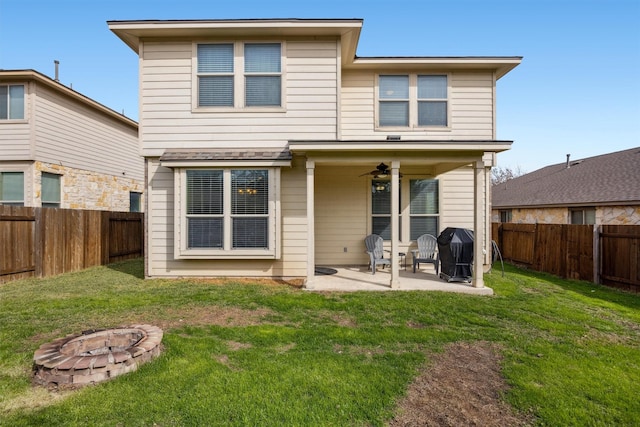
left=378, top=74, right=448, bottom=128
left=0, top=171, right=24, bottom=206
left=409, top=179, right=439, bottom=239
left=0, top=84, right=25, bottom=120
left=41, top=172, right=61, bottom=208
left=371, top=178, right=439, bottom=241
left=178, top=168, right=278, bottom=258
left=196, top=42, right=282, bottom=109
left=371, top=180, right=401, bottom=240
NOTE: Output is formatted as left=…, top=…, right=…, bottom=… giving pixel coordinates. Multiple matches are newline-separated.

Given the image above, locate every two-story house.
left=109, top=18, right=521, bottom=288
left=0, top=69, right=143, bottom=211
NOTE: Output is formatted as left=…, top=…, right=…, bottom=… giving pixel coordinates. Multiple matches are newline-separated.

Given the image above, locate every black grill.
left=437, top=227, right=474, bottom=282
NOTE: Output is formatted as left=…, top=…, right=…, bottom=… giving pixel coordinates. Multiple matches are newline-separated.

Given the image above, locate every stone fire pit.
left=33, top=324, right=163, bottom=388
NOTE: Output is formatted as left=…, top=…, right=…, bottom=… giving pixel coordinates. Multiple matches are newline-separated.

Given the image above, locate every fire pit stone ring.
left=33, top=324, right=163, bottom=388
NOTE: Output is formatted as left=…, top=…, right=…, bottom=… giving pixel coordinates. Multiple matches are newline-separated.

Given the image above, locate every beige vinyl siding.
left=340, top=70, right=495, bottom=139
left=440, top=166, right=475, bottom=230
left=146, top=158, right=308, bottom=279
left=0, top=121, right=31, bottom=159
left=32, top=84, right=142, bottom=181
left=140, top=40, right=338, bottom=156
left=314, top=166, right=369, bottom=265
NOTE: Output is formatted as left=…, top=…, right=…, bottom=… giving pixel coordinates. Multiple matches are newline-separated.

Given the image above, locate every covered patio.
left=308, top=266, right=494, bottom=295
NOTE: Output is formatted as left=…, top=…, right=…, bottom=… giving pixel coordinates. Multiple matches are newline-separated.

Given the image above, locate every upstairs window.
left=198, top=44, right=235, bottom=107
left=196, top=42, right=283, bottom=109
left=244, top=43, right=281, bottom=107
left=0, top=84, right=25, bottom=120
left=378, top=74, right=448, bottom=129
left=0, top=171, right=24, bottom=206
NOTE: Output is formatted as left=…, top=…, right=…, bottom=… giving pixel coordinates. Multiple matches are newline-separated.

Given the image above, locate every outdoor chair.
left=364, top=234, right=391, bottom=275
left=411, top=233, right=439, bottom=274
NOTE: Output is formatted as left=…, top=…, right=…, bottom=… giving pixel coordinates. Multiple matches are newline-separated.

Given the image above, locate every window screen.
left=198, top=44, right=234, bottom=107
left=379, top=75, right=409, bottom=127
left=244, top=43, right=281, bottom=107
left=418, top=75, right=447, bottom=126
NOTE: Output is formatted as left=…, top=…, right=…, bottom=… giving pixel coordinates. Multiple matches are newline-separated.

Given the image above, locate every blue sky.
left=1, top=0, right=638, bottom=173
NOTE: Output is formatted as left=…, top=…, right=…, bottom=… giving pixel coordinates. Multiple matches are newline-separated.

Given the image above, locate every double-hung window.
left=198, top=44, right=235, bottom=107
left=378, top=74, right=448, bottom=128
left=371, top=180, right=400, bottom=240
left=41, top=172, right=61, bottom=208
left=0, top=171, right=24, bottom=206
left=179, top=168, right=278, bottom=258
left=371, top=178, right=439, bottom=241
left=409, top=179, right=439, bottom=239
left=0, top=84, right=25, bottom=120
left=196, top=42, right=282, bottom=109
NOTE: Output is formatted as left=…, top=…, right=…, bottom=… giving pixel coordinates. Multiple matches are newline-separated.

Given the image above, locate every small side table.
left=398, top=252, right=406, bottom=270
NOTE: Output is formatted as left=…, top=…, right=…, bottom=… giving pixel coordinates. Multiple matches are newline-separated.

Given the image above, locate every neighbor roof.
left=0, top=69, right=138, bottom=129
left=492, top=147, right=640, bottom=208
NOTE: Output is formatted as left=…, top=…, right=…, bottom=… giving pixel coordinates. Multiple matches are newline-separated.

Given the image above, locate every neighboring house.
left=108, top=18, right=521, bottom=287
left=0, top=69, right=143, bottom=211
left=492, top=147, right=640, bottom=225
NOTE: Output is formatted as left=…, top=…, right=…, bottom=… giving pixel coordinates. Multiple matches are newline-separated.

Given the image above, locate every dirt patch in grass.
left=136, top=305, right=276, bottom=330
left=390, top=341, right=533, bottom=426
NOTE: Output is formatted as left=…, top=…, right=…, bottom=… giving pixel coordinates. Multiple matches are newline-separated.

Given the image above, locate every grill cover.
left=437, top=227, right=474, bottom=282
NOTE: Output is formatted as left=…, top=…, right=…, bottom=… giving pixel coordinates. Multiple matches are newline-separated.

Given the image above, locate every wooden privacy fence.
left=0, top=205, right=143, bottom=283
left=492, top=222, right=640, bottom=292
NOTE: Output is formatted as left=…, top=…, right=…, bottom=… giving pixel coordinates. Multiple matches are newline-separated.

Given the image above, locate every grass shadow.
left=505, top=263, right=640, bottom=312
left=106, top=257, right=145, bottom=280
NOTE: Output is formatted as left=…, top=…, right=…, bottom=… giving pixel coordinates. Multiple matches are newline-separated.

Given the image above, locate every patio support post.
left=305, top=160, right=315, bottom=289
left=390, top=161, right=400, bottom=288
left=473, top=159, right=486, bottom=288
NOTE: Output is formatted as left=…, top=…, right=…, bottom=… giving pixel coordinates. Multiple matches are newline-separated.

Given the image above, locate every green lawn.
left=1, top=259, right=638, bottom=426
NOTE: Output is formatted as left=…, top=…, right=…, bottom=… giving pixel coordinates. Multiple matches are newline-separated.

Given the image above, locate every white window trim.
left=0, top=167, right=29, bottom=206
left=192, top=41, right=286, bottom=113
left=174, top=167, right=281, bottom=259
left=367, top=176, right=440, bottom=243
left=375, top=73, right=451, bottom=131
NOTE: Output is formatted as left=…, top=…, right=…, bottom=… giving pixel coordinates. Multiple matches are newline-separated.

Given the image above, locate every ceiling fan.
left=359, top=162, right=391, bottom=178
left=359, top=162, right=403, bottom=178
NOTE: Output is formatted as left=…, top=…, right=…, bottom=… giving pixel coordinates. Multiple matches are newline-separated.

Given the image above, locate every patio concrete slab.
left=306, top=266, right=493, bottom=295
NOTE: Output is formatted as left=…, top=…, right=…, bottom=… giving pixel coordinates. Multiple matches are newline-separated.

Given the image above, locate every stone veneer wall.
left=35, top=161, right=144, bottom=212
left=600, top=206, right=640, bottom=225
left=492, top=206, right=640, bottom=225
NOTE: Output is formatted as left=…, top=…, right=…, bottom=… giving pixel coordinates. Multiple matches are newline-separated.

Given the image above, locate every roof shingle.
left=492, top=147, right=640, bottom=208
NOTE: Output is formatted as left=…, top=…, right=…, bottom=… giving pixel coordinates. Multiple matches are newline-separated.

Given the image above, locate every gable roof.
left=492, top=147, right=640, bottom=208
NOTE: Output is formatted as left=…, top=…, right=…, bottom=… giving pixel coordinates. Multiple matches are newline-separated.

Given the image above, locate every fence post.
left=34, top=207, right=44, bottom=278
left=101, top=211, right=110, bottom=265
left=593, top=225, right=600, bottom=284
